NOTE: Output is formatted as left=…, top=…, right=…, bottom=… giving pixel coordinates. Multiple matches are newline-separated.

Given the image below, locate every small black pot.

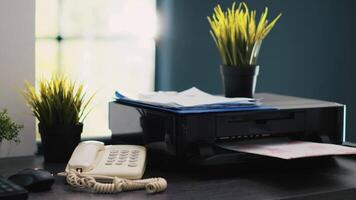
left=39, top=123, right=83, bottom=163
left=220, top=65, right=259, bottom=98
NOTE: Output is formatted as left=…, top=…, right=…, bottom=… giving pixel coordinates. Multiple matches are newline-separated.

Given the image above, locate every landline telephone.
left=58, top=141, right=167, bottom=194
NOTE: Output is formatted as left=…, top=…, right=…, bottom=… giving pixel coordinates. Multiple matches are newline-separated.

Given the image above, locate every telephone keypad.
left=97, top=145, right=146, bottom=178
left=109, top=149, right=141, bottom=167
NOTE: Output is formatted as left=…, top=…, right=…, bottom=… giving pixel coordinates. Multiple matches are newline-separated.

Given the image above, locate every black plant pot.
left=38, top=123, right=83, bottom=163
left=220, top=65, right=259, bottom=98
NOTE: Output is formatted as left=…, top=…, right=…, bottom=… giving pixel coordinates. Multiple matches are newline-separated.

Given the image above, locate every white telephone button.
left=128, top=163, right=137, bottom=167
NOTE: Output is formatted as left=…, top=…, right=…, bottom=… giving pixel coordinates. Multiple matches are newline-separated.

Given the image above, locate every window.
left=36, top=0, right=157, bottom=137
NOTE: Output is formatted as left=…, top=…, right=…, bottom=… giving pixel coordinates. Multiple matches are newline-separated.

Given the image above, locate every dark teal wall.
left=156, top=0, right=356, bottom=142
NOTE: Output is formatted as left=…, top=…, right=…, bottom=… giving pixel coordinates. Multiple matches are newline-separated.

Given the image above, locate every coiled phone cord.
left=64, top=169, right=167, bottom=194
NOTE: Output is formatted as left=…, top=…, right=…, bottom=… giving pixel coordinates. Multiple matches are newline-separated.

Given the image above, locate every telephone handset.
left=67, top=141, right=105, bottom=173
left=59, top=141, right=167, bottom=194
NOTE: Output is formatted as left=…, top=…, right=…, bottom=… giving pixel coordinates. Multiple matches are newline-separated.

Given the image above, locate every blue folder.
left=114, top=91, right=277, bottom=114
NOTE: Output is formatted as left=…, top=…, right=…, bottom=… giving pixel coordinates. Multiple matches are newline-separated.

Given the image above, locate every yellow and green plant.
left=23, top=76, right=94, bottom=128
left=208, top=2, right=282, bottom=66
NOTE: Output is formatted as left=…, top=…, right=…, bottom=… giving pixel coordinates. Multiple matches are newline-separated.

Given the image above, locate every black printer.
left=109, top=93, right=345, bottom=165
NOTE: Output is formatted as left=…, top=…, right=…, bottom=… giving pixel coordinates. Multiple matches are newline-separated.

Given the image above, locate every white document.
left=218, top=139, right=356, bottom=159
left=135, top=87, right=258, bottom=108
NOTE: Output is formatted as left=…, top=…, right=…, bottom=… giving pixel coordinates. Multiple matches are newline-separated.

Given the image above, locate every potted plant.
left=0, top=109, right=23, bottom=149
left=23, top=76, right=94, bottom=163
left=208, top=2, right=281, bottom=97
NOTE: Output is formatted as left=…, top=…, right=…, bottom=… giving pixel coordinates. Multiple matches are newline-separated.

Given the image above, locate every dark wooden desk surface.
left=2, top=155, right=356, bottom=200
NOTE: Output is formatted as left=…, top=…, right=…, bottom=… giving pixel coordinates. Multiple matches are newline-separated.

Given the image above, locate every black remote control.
left=0, top=176, right=28, bottom=200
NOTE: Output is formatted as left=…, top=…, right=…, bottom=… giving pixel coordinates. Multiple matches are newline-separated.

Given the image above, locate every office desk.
left=2, top=156, right=356, bottom=200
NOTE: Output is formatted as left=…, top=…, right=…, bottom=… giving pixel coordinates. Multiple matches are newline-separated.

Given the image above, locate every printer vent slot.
left=216, top=132, right=299, bottom=142
left=255, top=119, right=267, bottom=124
left=216, top=111, right=305, bottom=138
left=226, top=113, right=295, bottom=124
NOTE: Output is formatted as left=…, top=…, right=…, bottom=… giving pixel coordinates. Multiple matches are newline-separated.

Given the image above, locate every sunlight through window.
left=36, top=0, right=157, bottom=138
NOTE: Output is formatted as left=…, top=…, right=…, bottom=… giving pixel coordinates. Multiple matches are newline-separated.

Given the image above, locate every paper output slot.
left=217, top=138, right=356, bottom=160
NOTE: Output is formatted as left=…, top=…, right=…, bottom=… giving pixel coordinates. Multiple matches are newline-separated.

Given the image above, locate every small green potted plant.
left=23, top=76, right=94, bottom=163
left=0, top=109, right=23, bottom=146
left=208, top=2, right=281, bottom=97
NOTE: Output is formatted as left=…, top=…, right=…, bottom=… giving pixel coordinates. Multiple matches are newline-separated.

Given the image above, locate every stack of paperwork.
left=115, top=87, right=274, bottom=114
